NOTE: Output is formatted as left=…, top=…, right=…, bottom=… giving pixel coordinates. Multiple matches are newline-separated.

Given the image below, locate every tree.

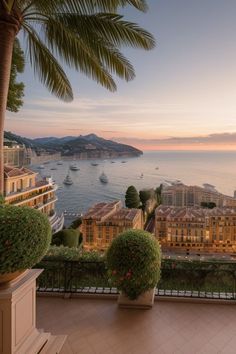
left=139, top=189, right=152, bottom=210
left=125, top=185, right=140, bottom=208
left=7, top=38, right=25, bottom=112
left=0, top=1, right=155, bottom=194
left=156, top=184, right=163, bottom=205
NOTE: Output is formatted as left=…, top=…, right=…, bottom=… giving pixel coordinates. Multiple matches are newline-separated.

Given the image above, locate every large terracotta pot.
left=118, top=288, right=156, bottom=309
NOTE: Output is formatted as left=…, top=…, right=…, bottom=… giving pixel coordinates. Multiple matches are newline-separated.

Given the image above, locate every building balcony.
left=35, top=258, right=236, bottom=354
left=5, top=184, right=56, bottom=206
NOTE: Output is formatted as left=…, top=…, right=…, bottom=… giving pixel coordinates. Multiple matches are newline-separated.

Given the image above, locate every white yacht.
left=99, top=172, right=108, bottom=184
left=63, top=172, right=73, bottom=185
left=70, top=163, right=80, bottom=171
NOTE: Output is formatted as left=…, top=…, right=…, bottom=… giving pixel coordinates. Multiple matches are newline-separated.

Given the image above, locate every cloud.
left=114, top=132, right=236, bottom=147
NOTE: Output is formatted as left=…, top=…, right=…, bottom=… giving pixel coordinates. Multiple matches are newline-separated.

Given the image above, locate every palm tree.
left=0, top=0, right=155, bottom=193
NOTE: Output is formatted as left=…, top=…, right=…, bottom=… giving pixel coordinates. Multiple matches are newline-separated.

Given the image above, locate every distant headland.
left=4, top=131, right=143, bottom=160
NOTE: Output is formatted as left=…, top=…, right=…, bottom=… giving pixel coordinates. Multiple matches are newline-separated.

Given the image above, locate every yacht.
left=70, top=163, right=80, bottom=171
left=63, top=172, right=73, bottom=185
left=38, top=165, right=45, bottom=169
left=99, top=172, right=108, bottom=184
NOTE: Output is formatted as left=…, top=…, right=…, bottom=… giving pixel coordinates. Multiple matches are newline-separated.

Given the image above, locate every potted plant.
left=107, top=229, right=161, bottom=309
left=0, top=205, right=51, bottom=285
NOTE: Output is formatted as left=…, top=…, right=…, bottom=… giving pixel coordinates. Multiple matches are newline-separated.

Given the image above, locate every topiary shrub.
left=52, top=228, right=79, bottom=248
left=107, top=229, right=161, bottom=300
left=0, top=205, right=51, bottom=275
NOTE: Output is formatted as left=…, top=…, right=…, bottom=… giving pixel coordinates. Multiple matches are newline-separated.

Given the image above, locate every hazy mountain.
left=4, top=132, right=143, bottom=158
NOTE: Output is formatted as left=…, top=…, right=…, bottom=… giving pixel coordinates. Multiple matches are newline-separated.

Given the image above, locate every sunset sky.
left=5, top=0, right=236, bottom=150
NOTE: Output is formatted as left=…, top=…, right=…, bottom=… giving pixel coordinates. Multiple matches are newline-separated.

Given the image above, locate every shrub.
left=46, top=245, right=81, bottom=260
left=45, top=246, right=104, bottom=261
left=52, top=229, right=79, bottom=248
left=0, top=205, right=51, bottom=274
left=107, top=229, right=161, bottom=300
left=69, top=217, right=82, bottom=229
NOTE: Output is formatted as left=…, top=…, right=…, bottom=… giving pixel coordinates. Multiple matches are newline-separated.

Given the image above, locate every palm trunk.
left=0, top=21, right=17, bottom=195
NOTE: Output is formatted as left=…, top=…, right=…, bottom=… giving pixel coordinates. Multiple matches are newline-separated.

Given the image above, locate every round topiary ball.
left=107, top=229, right=161, bottom=300
left=0, top=205, right=52, bottom=275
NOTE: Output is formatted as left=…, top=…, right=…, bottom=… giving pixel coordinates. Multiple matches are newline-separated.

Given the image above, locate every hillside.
left=4, top=132, right=143, bottom=158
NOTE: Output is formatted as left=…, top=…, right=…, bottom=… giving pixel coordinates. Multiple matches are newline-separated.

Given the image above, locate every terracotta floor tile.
left=36, top=297, right=236, bottom=354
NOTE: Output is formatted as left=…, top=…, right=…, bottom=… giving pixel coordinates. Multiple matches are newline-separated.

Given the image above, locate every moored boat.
left=63, top=172, right=73, bottom=185
left=99, top=172, right=108, bottom=184
left=70, top=163, right=80, bottom=171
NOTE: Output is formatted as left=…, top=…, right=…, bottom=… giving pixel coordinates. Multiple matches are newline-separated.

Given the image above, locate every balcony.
left=37, top=296, right=236, bottom=354
left=35, top=259, right=236, bottom=353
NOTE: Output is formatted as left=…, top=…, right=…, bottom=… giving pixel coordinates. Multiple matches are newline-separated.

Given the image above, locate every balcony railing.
left=36, top=259, right=236, bottom=300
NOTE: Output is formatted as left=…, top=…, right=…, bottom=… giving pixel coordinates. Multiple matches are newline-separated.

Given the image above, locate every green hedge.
left=0, top=205, right=51, bottom=274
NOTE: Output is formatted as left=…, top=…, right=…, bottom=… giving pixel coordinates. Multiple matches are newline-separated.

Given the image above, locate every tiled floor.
left=37, top=296, right=236, bottom=354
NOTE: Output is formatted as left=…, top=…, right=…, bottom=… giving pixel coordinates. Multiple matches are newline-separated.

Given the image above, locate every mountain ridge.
left=4, top=131, right=143, bottom=158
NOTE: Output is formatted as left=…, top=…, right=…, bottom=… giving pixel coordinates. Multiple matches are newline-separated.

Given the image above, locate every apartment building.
left=155, top=205, right=236, bottom=254
left=161, top=183, right=236, bottom=208
left=82, top=201, right=143, bottom=250
left=4, top=165, right=64, bottom=233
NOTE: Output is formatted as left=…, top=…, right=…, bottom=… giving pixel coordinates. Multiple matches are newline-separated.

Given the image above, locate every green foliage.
left=125, top=185, right=140, bottom=208
left=155, top=184, right=163, bottom=205
left=52, top=228, right=80, bottom=248
left=46, top=246, right=104, bottom=261
left=7, top=39, right=25, bottom=112
left=46, top=245, right=81, bottom=260
left=69, top=217, right=82, bottom=229
left=139, top=189, right=152, bottom=209
left=107, top=229, right=161, bottom=300
left=3, top=1, right=155, bottom=102
left=201, top=202, right=216, bottom=209
left=0, top=205, right=51, bottom=274
left=0, top=194, right=4, bottom=204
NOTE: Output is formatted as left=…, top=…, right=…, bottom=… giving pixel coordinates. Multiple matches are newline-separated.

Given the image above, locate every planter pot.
left=0, top=270, right=28, bottom=288
left=118, top=288, right=155, bottom=309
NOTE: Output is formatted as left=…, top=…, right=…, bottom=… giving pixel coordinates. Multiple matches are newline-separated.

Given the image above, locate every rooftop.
left=4, top=165, right=36, bottom=178
left=156, top=205, right=236, bottom=219
left=37, top=296, right=236, bottom=354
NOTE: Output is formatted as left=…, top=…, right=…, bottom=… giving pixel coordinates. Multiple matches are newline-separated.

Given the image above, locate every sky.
left=5, top=0, right=236, bottom=150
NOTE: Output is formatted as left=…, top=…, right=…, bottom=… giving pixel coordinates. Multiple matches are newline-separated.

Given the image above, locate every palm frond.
left=58, top=13, right=155, bottom=50
left=21, top=0, right=148, bottom=15
left=22, top=24, right=73, bottom=101
left=43, top=17, right=117, bottom=91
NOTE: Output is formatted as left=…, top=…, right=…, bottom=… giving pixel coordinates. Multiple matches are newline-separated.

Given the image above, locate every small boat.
left=121, top=161, right=127, bottom=163
left=63, top=173, right=73, bottom=185
left=38, top=165, right=45, bottom=169
left=50, top=167, right=57, bottom=170
left=70, top=163, right=80, bottom=171
left=99, top=172, right=108, bottom=184
left=140, top=173, right=144, bottom=178
left=155, top=167, right=159, bottom=170
left=57, top=161, right=63, bottom=165
left=91, top=162, right=99, bottom=166
left=111, top=161, right=115, bottom=164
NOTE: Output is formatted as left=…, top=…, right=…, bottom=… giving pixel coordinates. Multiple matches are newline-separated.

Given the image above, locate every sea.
left=32, top=150, right=236, bottom=224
